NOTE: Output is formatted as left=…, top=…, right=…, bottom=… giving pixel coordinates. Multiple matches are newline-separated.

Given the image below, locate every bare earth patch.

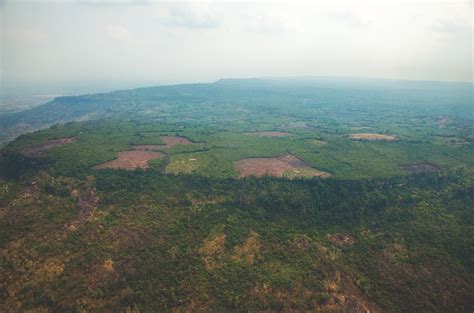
left=327, top=233, right=356, bottom=247
left=133, top=136, right=195, bottom=151
left=349, top=133, right=396, bottom=141
left=234, top=154, right=331, bottom=179
left=401, top=163, right=440, bottom=174
left=247, top=131, right=291, bottom=137
left=94, top=151, right=165, bottom=170
left=160, top=135, right=194, bottom=147
left=19, top=137, right=75, bottom=157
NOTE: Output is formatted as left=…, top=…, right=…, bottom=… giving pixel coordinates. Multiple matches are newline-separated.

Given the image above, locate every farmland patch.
left=234, top=154, right=331, bottom=178
left=94, top=151, right=166, bottom=170
left=133, top=135, right=195, bottom=150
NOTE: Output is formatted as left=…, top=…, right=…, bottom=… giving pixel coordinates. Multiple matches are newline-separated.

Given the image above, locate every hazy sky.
left=0, top=0, right=473, bottom=93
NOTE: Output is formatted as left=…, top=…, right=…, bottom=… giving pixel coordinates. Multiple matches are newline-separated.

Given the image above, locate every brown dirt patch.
left=327, top=233, right=356, bottom=247
left=160, top=135, right=194, bottom=147
left=19, top=137, right=75, bottom=157
left=234, top=154, right=331, bottom=179
left=247, top=131, right=291, bottom=137
left=349, top=133, right=396, bottom=141
left=94, top=151, right=165, bottom=170
left=401, top=163, right=440, bottom=174
left=133, top=136, right=195, bottom=151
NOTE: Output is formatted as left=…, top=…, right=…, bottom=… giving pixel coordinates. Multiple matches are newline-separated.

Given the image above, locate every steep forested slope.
left=0, top=164, right=473, bottom=312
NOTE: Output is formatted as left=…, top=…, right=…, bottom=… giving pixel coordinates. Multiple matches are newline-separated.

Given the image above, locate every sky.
left=0, top=0, right=473, bottom=94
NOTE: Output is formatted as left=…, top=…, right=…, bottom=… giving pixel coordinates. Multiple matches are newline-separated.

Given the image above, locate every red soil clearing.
left=19, top=137, right=75, bottom=157
left=234, top=154, right=330, bottom=178
left=94, top=151, right=166, bottom=170
left=133, top=136, right=194, bottom=150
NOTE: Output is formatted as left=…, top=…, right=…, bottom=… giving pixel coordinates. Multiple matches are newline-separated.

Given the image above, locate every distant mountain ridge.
left=1, top=77, right=473, bottom=145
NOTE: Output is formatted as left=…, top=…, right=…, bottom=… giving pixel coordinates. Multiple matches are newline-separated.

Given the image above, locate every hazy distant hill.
left=1, top=77, right=472, bottom=145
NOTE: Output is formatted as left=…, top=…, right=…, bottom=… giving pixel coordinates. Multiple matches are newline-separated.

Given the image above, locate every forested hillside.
left=0, top=78, right=473, bottom=312
left=1, top=160, right=473, bottom=312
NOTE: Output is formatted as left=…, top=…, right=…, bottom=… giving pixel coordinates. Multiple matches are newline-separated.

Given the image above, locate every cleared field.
left=234, top=154, right=330, bottom=178
left=133, top=136, right=194, bottom=150
left=6, top=115, right=470, bottom=180
left=159, top=136, right=194, bottom=148
left=94, top=151, right=166, bottom=170
left=349, top=133, right=396, bottom=141
left=19, top=137, right=75, bottom=157
left=401, top=163, right=440, bottom=174
left=247, top=131, right=291, bottom=137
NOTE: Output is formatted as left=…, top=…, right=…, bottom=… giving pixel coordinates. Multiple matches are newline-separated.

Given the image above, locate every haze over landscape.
left=0, top=1, right=473, bottom=312
left=1, top=0, right=472, bottom=94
